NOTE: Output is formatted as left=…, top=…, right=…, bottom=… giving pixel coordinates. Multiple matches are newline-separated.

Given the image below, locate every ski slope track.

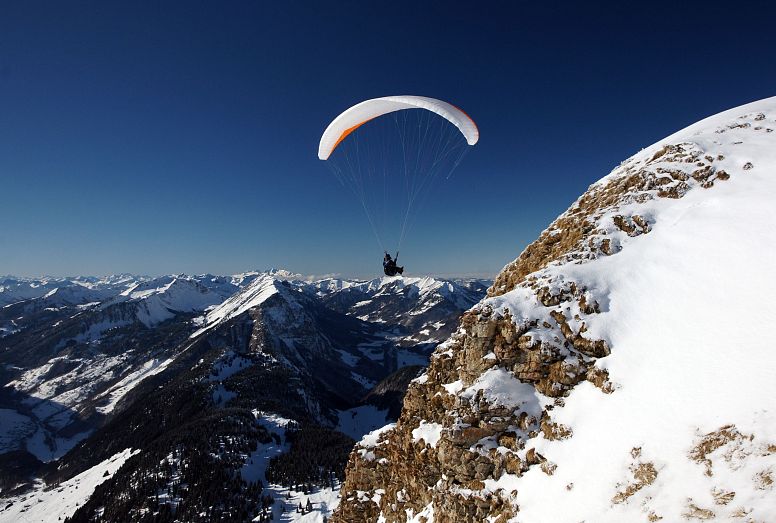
left=334, top=97, right=776, bottom=522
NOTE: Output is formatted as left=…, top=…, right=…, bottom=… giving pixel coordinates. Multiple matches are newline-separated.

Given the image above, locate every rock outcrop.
left=333, top=99, right=776, bottom=521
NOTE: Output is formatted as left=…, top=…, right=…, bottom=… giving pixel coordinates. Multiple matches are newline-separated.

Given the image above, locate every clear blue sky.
left=1, top=1, right=775, bottom=278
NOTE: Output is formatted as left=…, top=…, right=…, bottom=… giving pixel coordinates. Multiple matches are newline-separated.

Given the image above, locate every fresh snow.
left=10, top=353, right=127, bottom=408
left=241, top=412, right=294, bottom=486
left=361, top=423, right=396, bottom=449
left=6, top=353, right=140, bottom=460
left=460, top=367, right=540, bottom=412
left=356, top=423, right=396, bottom=462
left=411, top=422, right=444, bottom=448
left=441, top=379, right=463, bottom=395
left=212, top=383, right=237, bottom=406
left=479, top=97, right=776, bottom=521
left=305, top=275, right=487, bottom=309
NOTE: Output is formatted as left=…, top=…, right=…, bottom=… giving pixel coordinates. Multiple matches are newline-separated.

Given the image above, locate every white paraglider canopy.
left=318, top=95, right=479, bottom=160
left=318, top=94, right=478, bottom=252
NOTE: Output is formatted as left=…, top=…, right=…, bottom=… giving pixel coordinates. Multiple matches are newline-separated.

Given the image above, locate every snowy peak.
left=102, top=276, right=222, bottom=327
left=264, top=268, right=304, bottom=280
left=303, top=277, right=358, bottom=295
left=334, top=96, right=776, bottom=522
left=191, top=274, right=286, bottom=337
left=0, top=270, right=287, bottom=310
left=0, top=275, right=145, bottom=307
left=38, top=285, right=114, bottom=306
left=119, top=275, right=177, bottom=299
left=490, top=96, right=776, bottom=297
left=1, top=277, right=105, bottom=307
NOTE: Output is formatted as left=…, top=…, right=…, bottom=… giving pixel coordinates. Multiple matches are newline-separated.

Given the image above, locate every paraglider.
left=318, top=95, right=478, bottom=275
left=383, top=251, right=403, bottom=276
left=318, top=96, right=478, bottom=161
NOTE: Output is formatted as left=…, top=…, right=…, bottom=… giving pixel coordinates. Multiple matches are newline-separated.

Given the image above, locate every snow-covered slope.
left=0, top=276, right=229, bottom=463
left=495, top=97, right=776, bottom=523
left=334, top=97, right=776, bottom=522
left=0, top=448, right=136, bottom=522
left=111, top=276, right=224, bottom=327
left=191, top=274, right=282, bottom=337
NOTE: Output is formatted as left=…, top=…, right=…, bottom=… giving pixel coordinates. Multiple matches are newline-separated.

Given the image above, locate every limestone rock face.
left=333, top=99, right=776, bottom=522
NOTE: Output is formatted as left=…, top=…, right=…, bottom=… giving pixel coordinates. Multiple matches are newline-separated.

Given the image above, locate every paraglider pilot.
left=383, top=252, right=404, bottom=277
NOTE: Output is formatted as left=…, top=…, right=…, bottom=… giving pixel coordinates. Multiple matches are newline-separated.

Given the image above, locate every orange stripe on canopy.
left=331, top=117, right=375, bottom=156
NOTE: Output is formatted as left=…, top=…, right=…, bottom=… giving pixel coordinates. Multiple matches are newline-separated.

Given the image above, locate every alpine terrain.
left=332, top=97, right=776, bottom=522
left=0, top=272, right=487, bottom=522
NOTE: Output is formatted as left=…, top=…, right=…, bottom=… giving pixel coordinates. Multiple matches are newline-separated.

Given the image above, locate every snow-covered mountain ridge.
left=191, top=274, right=285, bottom=337
left=333, top=97, right=776, bottom=522
left=307, top=276, right=489, bottom=353
left=0, top=274, right=141, bottom=307
left=0, top=267, right=488, bottom=521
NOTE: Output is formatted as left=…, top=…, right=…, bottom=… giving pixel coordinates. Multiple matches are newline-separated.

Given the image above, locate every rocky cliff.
left=332, top=97, right=776, bottom=522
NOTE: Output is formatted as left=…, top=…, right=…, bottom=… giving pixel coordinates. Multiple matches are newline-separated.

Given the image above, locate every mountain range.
left=0, top=271, right=488, bottom=522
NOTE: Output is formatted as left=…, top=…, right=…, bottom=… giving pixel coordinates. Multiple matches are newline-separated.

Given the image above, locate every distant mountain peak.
left=191, top=273, right=285, bottom=337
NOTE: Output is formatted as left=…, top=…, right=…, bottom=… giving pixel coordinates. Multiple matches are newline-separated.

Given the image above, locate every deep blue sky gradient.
left=1, top=1, right=775, bottom=278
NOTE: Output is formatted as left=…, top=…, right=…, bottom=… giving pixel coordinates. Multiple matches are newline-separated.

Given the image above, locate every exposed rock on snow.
left=333, top=97, right=776, bottom=522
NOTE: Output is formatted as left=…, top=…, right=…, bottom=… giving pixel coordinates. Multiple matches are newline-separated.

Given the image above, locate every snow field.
left=0, top=448, right=137, bottom=523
